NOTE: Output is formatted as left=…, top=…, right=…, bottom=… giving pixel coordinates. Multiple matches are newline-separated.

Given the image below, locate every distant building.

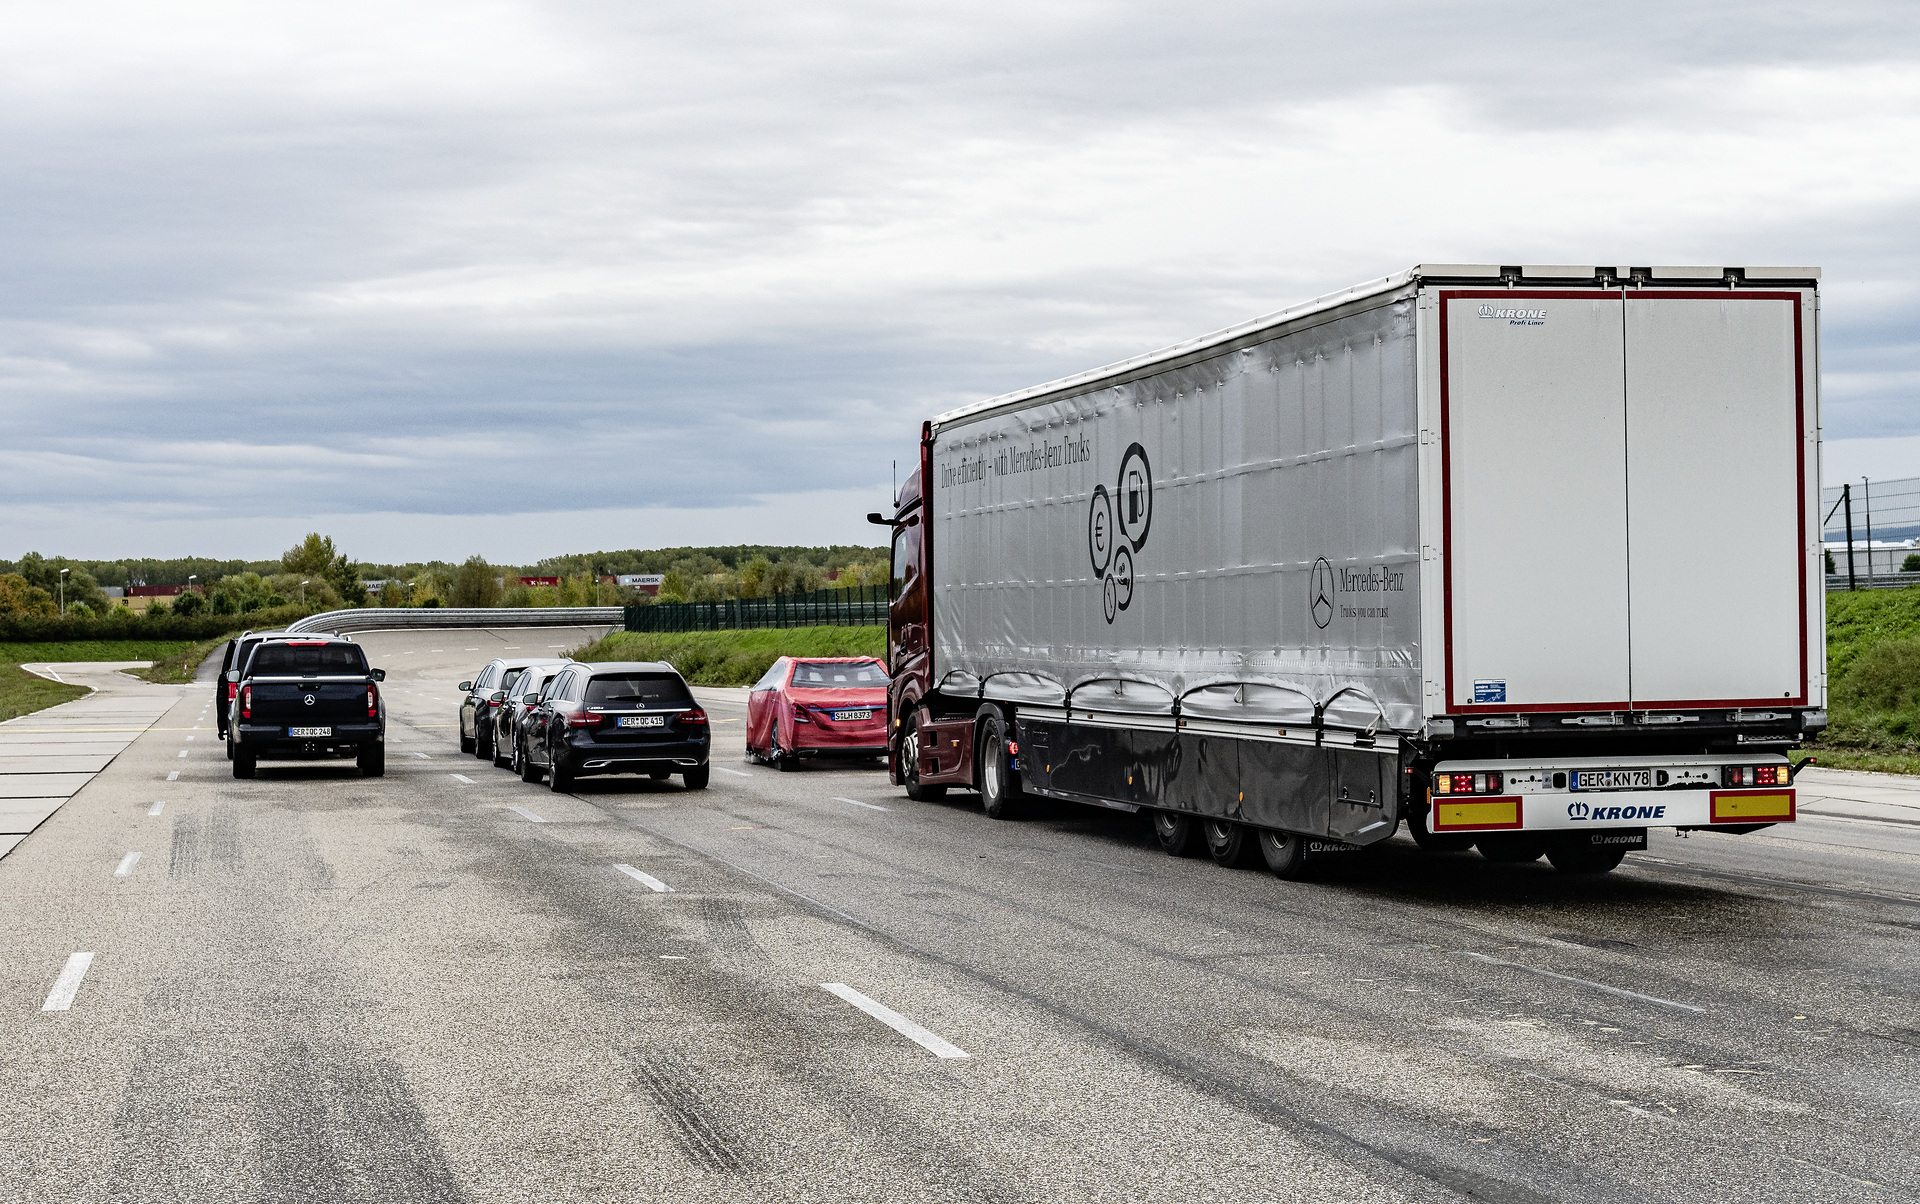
left=129, top=585, right=203, bottom=597
left=1824, top=540, right=1919, bottom=577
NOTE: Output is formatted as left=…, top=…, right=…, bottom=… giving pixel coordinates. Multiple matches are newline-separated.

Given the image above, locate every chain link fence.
left=624, top=585, right=889, bottom=632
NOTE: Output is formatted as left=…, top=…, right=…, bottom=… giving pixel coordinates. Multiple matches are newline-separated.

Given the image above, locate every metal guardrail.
left=286, top=606, right=623, bottom=635
left=1825, top=573, right=1920, bottom=592
left=624, top=585, right=888, bottom=633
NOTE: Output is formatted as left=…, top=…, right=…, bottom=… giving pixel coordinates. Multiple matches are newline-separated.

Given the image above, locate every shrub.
left=1903, top=553, right=1920, bottom=573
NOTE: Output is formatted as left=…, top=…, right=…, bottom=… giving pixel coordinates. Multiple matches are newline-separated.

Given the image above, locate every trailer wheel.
left=1408, top=805, right=1476, bottom=853
left=1476, top=834, right=1545, bottom=863
left=1257, top=830, right=1309, bottom=879
left=901, top=710, right=947, bottom=801
left=1546, top=842, right=1628, bottom=875
left=978, top=713, right=1021, bottom=820
left=1203, top=819, right=1258, bottom=868
left=1152, top=811, right=1203, bottom=857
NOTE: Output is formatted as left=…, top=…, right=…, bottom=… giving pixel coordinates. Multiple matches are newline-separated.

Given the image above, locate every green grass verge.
left=132, top=637, right=229, bottom=685
left=571, top=626, right=885, bottom=686
left=0, top=664, right=90, bottom=722
left=0, top=640, right=194, bottom=663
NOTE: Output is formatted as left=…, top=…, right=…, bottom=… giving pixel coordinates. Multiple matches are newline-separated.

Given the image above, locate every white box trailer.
left=880, top=265, right=1823, bottom=876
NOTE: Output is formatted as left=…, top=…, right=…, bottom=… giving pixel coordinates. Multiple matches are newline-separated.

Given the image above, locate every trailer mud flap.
left=1017, top=718, right=1399, bottom=845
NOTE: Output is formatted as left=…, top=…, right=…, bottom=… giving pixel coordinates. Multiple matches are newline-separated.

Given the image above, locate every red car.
left=746, top=656, right=889, bottom=770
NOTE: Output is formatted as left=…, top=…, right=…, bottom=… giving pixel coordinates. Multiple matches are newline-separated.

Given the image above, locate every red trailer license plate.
left=617, top=715, right=665, bottom=728
left=832, top=709, right=873, bottom=721
left=1570, top=769, right=1653, bottom=791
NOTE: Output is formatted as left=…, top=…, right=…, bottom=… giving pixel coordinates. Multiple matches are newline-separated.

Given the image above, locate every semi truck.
left=874, top=264, right=1823, bottom=877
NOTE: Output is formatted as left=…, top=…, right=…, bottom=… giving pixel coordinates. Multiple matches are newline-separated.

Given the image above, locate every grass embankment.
left=572, top=626, right=885, bottom=686
left=131, top=637, right=229, bottom=685
left=0, top=640, right=194, bottom=663
left=0, top=664, right=89, bottom=722
left=1806, top=588, right=1920, bottom=773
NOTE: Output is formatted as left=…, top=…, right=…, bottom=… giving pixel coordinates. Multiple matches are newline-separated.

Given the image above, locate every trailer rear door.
left=1441, top=293, right=1631, bottom=711
left=1439, top=289, right=1808, bottom=713
left=1623, top=294, right=1805, bottom=706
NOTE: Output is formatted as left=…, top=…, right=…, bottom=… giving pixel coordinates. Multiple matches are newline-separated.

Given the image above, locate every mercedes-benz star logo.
left=304, top=694, right=316, bottom=706
left=1309, top=558, right=1335, bottom=629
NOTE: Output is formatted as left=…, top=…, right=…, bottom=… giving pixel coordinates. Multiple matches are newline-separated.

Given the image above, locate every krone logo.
left=1567, top=801, right=1590, bottom=820
left=1309, top=558, right=1335, bottom=629
left=304, top=694, right=316, bottom=706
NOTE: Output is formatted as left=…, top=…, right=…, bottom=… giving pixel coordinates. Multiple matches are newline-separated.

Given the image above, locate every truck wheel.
left=682, top=765, right=710, bottom=790
left=358, top=744, right=386, bottom=777
left=1476, top=834, right=1545, bottom=863
left=518, top=738, right=542, bottom=783
left=232, top=747, right=256, bottom=779
left=1258, top=829, right=1310, bottom=879
left=1153, top=810, right=1204, bottom=857
left=978, top=714, right=1022, bottom=820
left=1203, top=819, right=1257, bottom=868
left=901, top=711, right=946, bottom=801
left=1546, top=842, right=1628, bottom=875
left=1408, top=805, right=1475, bottom=853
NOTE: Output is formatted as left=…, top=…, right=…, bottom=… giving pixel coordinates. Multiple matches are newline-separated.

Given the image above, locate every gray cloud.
left=3, top=1, right=1917, bottom=557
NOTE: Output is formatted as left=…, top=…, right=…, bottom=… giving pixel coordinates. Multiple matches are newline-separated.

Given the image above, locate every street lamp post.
left=301, top=580, right=310, bottom=604
left=59, top=568, right=69, bottom=615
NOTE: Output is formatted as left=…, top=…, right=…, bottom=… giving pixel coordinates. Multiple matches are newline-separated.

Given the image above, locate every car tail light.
left=1725, top=765, right=1788, bottom=787
left=791, top=704, right=812, bottom=723
left=1432, top=771, right=1503, bottom=795
left=226, top=681, right=238, bottom=701
left=566, top=710, right=602, bottom=727
left=680, top=706, right=708, bottom=726
left=368, top=684, right=378, bottom=718
left=241, top=686, right=251, bottom=720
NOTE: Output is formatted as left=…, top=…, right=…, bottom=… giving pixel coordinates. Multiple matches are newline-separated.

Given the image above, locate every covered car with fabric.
left=746, top=656, right=889, bottom=770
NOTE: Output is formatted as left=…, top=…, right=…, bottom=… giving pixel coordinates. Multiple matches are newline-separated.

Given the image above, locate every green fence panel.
left=624, top=584, right=889, bottom=633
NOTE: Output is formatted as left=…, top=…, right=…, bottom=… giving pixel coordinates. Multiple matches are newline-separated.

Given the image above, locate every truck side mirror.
left=371, top=669, right=386, bottom=681
left=458, top=681, right=473, bottom=692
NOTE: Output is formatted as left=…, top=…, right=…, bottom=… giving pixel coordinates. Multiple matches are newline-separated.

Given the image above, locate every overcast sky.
left=4, top=1, right=1917, bottom=562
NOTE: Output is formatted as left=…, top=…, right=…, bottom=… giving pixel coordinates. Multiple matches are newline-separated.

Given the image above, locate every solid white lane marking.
left=507, top=805, right=547, bottom=823
left=113, top=852, right=141, bottom=877
left=42, top=953, right=95, bottom=1011
left=715, top=766, right=751, bottom=777
left=820, top=983, right=969, bottom=1058
left=615, top=864, right=673, bottom=892
left=1460, top=953, right=1706, bottom=1013
left=450, top=774, right=475, bottom=784
left=166, top=771, right=178, bottom=781
left=147, top=801, right=164, bottom=816
left=833, top=796, right=891, bottom=812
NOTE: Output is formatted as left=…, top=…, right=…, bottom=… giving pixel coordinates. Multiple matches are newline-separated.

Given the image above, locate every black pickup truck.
left=228, top=637, right=387, bottom=778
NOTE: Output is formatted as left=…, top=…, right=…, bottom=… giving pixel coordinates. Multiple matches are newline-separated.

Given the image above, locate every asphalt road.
left=2, top=628, right=1916, bottom=1203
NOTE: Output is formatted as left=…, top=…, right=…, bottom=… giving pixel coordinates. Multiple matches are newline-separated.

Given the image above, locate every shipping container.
left=876, top=265, right=1824, bottom=876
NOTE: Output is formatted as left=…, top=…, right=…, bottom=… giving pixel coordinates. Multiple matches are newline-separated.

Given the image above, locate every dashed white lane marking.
left=614, top=864, right=673, bottom=892
left=166, top=771, right=179, bottom=781
left=820, top=984, right=969, bottom=1059
left=113, top=852, right=141, bottom=877
left=413, top=752, right=431, bottom=759
left=148, top=801, right=165, bottom=816
left=507, top=805, right=547, bottom=823
left=464, top=647, right=479, bottom=651
left=42, top=953, right=95, bottom=1011
left=431, top=648, right=444, bottom=652
left=833, top=796, right=890, bottom=812
left=186, top=735, right=194, bottom=740
left=1460, top=953, right=1706, bottom=1013
left=715, top=766, right=751, bottom=777
left=176, top=750, right=188, bottom=758
left=450, top=774, right=475, bottom=784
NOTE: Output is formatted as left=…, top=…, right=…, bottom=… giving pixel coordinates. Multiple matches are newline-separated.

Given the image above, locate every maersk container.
left=879, top=265, right=1824, bottom=877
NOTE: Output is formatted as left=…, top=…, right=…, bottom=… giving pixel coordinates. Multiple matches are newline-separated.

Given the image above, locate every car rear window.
left=791, top=661, right=887, bottom=687
left=248, top=643, right=369, bottom=675
left=586, top=673, right=690, bottom=707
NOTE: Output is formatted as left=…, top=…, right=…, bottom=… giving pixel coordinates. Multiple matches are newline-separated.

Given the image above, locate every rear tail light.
left=1725, top=765, right=1788, bottom=787
left=1432, top=771, right=1503, bottom=795
left=681, top=706, right=709, bottom=726
left=566, top=710, right=602, bottom=727
left=241, top=686, right=251, bottom=720
left=226, top=681, right=238, bottom=701
left=791, top=705, right=812, bottom=724
left=368, top=684, right=378, bottom=718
